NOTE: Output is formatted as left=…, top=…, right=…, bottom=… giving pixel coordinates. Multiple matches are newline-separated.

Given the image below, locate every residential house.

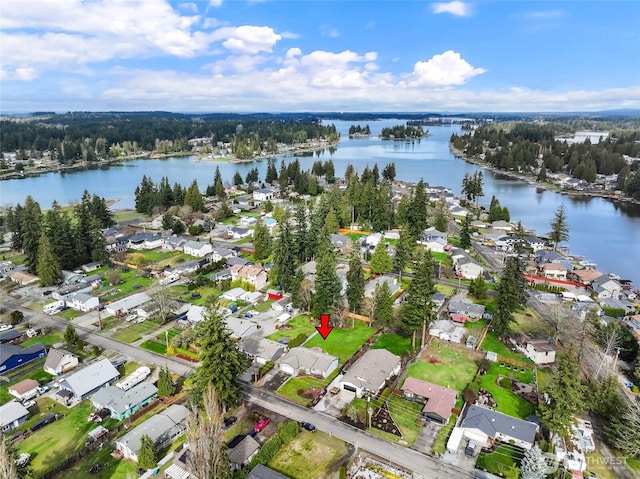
left=58, top=358, right=120, bottom=401
left=227, top=227, right=252, bottom=240
left=127, top=232, right=163, bottom=250
left=240, top=216, right=258, bottom=227
left=241, top=291, right=263, bottom=305
left=330, top=234, right=353, bottom=254
left=0, top=343, right=46, bottom=374
left=591, top=276, right=623, bottom=300
left=105, top=292, right=151, bottom=316
left=225, top=317, right=259, bottom=338
left=66, top=292, right=99, bottom=312
left=535, top=250, right=565, bottom=264
left=9, top=379, right=40, bottom=401
left=171, top=259, right=202, bottom=275
left=53, top=281, right=93, bottom=301
left=432, top=293, right=446, bottom=309
left=229, top=435, right=261, bottom=470
left=513, top=333, right=558, bottom=365
left=364, top=275, right=400, bottom=298
left=247, top=465, right=290, bottom=479
left=162, top=235, right=187, bottom=251
left=231, top=264, right=268, bottom=290
left=429, top=320, right=466, bottom=343
left=491, top=220, right=514, bottom=232
left=0, top=330, right=22, bottom=344
left=0, top=401, right=30, bottom=433
left=271, top=295, right=292, bottom=312
left=209, top=267, right=232, bottom=283
left=91, top=383, right=158, bottom=420
left=276, top=347, right=339, bottom=378
left=452, top=252, right=484, bottom=280
left=538, top=263, right=568, bottom=280
left=183, top=240, right=213, bottom=258
left=524, top=236, right=546, bottom=252
left=253, top=188, right=274, bottom=202
left=420, top=236, right=448, bottom=253
left=44, top=348, right=79, bottom=375
left=81, top=261, right=103, bottom=273
left=240, top=337, right=286, bottom=365
left=402, top=377, right=458, bottom=424
left=449, top=205, right=469, bottom=218
left=211, top=247, right=235, bottom=263
left=227, top=256, right=250, bottom=267
left=340, top=349, right=401, bottom=398
left=362, top=232, right=383, bottom=249
left=115, top=404, right=189, bottom=462
left=221, top=287, right=247, bottom=301
left=458, top=405, right=537, bottom=450
left=10, top=271, right=39, bottom=286
left=448, top=299, right=486, bottom=319
left=186, top=305, right=207, bottom=324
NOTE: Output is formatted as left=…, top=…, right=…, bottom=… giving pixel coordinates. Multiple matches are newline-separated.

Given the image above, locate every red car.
left=253, top=418, right=271, bottom=432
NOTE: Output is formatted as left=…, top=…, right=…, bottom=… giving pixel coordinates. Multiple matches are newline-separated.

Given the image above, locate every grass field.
left=303, top=320, right=375, bottom=363
left=0, top=365, right=52, bottom=403
left=432, top=413, right=458, bottom=454
left=266, top=315, right=316, bottom=342
left=435, top=283, right=456, bottom=296
left=113, top=210, right=150, bottom=223
left=405, top=343, right=478, bottom=393
left=139, top=248, right=179, bottom=262
left=21, top=332, right=64, bottom=347
left=480, top=334, right=535, bottom=364
left=584, top=451, right=619, bottom=479
left=476, top=445, right=524, bottom=477
left=371, top=333, right=413, bottom=357
left=17, top=401, right=98, bottom=476
left=277, top=372, right=338, bottom=406
left=111, top=320, right=161, bottom=343
left=269, top=431, right=348, bottom=479
left=253, top=299, right=275, bottom=312
left=52, top=443, right=138, bottom=479
left=58, top=308, right=82, bottom=320
left=479, top=363, right=535, bottom=419
left=382, top=395, right=424, bottom=445
left=140, top=339, right=167, bottom=354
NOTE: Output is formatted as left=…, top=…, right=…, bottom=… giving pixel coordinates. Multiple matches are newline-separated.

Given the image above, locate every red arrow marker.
left=316, top=313, right=333, bottom=340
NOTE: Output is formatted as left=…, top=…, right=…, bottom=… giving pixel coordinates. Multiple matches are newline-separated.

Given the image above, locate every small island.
left=348, top=124, right=371, bottom=138
left=379, top=124, right=428, bottom=140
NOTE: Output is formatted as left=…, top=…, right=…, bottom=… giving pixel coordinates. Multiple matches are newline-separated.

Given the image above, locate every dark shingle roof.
left=460, top=405, right=536, bottom=445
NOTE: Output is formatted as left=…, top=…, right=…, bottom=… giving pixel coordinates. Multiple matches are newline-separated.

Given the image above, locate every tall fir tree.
left=406, top=179, right=428, bottom=240
left=252, top=217, right=272, bottom=262
left=233, top=170, right=243, bottom=186
left=393, top=226, right=413, bottom=281
left=21, top=196, right=42, bottom=274
left=157, top=366, right=175, bottom=397
left=44, top=202, right=76, bottom=270
left=548, top=204, right=569, bottom=251
left=270, top=221, right=296, bottom=292
left=37, top=232, right=61, bottom=286
left=311, top=239, right=342, bottom=319
left=213, top=166, right=226, bottom=199
left=373, top=281, right=394, bottom=326
left=191, top=300, right=250, bottom=408
left=184, top=180, right=205, bottom=212
left=370, top=240, right=392, bottom=274
left=400, top=251, right=436, bottom=348
left=520, top=445, right=548, bottom=479
left=460, top=214, right=472, bottom=249
left=89, top=218, right=109, bottom=263
left=137, top=435, right=158, bottom=469
left=293, top=205, right=308, bottom=261
left=345, top=247, right=365, bottom=313
left=73, top=190, right=94, bottom=264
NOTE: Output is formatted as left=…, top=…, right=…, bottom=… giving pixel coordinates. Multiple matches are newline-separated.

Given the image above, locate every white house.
left=538, top=263, right=568, bottom=280
left=183, top=240, right=213, bottom=258
left=276, top=347, right=339, bottom=378
left=524, top=236, right=546, bottom=252
left=240, top=216, right=258, bottom=227
left=453, top=254, right=484, bottom=280
left=210, top=247, right=235, bottom=262
left=514, top=334, right=558, bottom=365
left=225, top=317, right=259, bottom=338
left=9, top=379, right=40, bottom=401
left=340, top=349, right=401, bottom=398
left=221, top=287, right=246, bottom=301
left=459, top=405, right=537, bottom=450
left=429, top=320, right=466, bottom=344
left=66, top=292, right=99, bottom=312
left=591, top=276, right=623, bottom=300
left=364, top=275, right=400, bottom=298
left=44, top=348, right=79, bottom=375
left=240, top=337, right=286, bottom=365
left=241, top=291, right=263, bottom=305
left=227, top=227, right=252, bottom=240
left=0, top=401, right=30, bottom=433
left=420, top=236, right=448, bottom=253
left=106, top=293, right=151, bottom=316
left=162, top=235, right=187, bottom=251
left=230, top=264, right=269, bottom=290
left=58, top=358, right=120, bottom=401
left=253, top=189, right=274, bottom=202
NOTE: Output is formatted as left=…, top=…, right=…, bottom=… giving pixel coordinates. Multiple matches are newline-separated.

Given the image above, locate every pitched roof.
left=402, top=377, right=457, bottom=421
left=341, top=349, right=401, bottom=391
left=0, top=330, right=22, bottom=343
left=183, top=240, right=208, bottom=250
left=92, top=383, right=158, bottom=415
left=240, top=337, right=285, bottom=362
left=228, top=435, right=261, bottom=466
left=0, top=401, right=29, bottom=428
left=44, top=348, right=77, bottom=371
left=277, top=347, right=338, bottom=373
left=117, top=404, right=189, bottom=456
left=247, top=464, right=290, bottom=479
left=0, top=343, right=46, bottom=366
left=460, top=405, right=537, bottom=445
left=9, top=378, right=39, bottom=395
left=59, top=358, right=120, bottom=398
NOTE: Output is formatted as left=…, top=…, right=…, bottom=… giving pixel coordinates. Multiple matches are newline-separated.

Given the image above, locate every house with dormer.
left=591, top=276, right=623, bottom=299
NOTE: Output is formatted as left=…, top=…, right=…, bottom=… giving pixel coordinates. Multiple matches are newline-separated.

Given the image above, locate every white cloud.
left=431, top=1, right=472, bottom=17
left=209, top=0, right=223, bottom=6
left=320, top=25, right=341, bottom=38
left=411, top=50, right=486, bottom=87
left=216, top=26, right=282, bottom=54
left=178, top=2, right=199, bottom=13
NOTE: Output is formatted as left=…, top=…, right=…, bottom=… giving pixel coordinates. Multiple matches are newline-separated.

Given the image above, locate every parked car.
left=253, top=417, right=271, bottom=432
left=300, top=422, right=316, bottom=432
left=36, top=386, right=49, bottom=395
left=125, top=313, right=137, bottom=322
left=22, top=400, right=36, bottom=409
left=243, top=313, right=253, bottom=319
left=0, top=324, right=13, bottom=332
left=247, top=310, right=259, bottom=317
left=465, top=440, right=477, bottom=457
left=223, top=416, right=237, bottom=428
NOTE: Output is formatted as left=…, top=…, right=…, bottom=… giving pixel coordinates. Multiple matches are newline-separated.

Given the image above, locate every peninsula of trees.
left=379, top=124, right=427, bottom=140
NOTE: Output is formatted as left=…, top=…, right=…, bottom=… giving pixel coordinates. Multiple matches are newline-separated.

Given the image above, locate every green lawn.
left=303, top=320, right=375, bottom=363
left=476, top=445, right=524, bottom=477
left=0, top=366, right=53, bottom=404
left=436, top=283, right=456, bottom=296
left=432, top=414, right=458, bottom=454
left=21, top=331, right=64, bottom=347
left=140, top=248, right=179, bottom=262
left=111, top=320, right=162, bottom=343
left=253, top=299, right=275, bottom=312
left=140, top=339, right=167, bottom=354
left=58, top=308, right=82, bottom=320
left=584, top=451, right=619, bottom=479
left=405, top=343, right=478, bottom=393
left=267, top=314, right=316, bottom=342
left=479, top=363, right=535, bottom=419
left=269, top=431, right=348, bottom=479
left=278, top=371, right=338, bottom=406
left=381, top=395, right=424, bottom=445
left=114, top=210, right=149, bottom=223
left=480, top=333, right=534, bottom=364
left=52, top=443, right=138, bottom=479
left=371, top=333, right=413, bottom=357
left=172, top=284, right=222, bottom=305
left=17, top=401, right=99, bottom=476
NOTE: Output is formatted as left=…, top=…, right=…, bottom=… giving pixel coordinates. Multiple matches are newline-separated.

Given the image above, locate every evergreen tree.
left=434, top=203, right=448, bottom=233
left=270, top=221, right=296, bottom=292
left=45, top=202, right=76, bottom=270
left=346, top=248, right=365, bottom=313
left=606, top=398, right=640, bottom=459
left=191, top=300, right=250, bottom=408
left=64, top=324, right=79, bottom=346
left=468, top=275, right=488, bottom=300
left=89, top=218, right=109, bottom=263
left=233, top=170, right=243, bottom=186
left=322, top=209, right=340, bottom=235
left=548, top=205, right=569, bottom=251
left=460, top=214, right=472, bottom=249
left=137, top=435, right=158, bottom=469
left=400, top=251, right=436, bottom=348
left=278, top=160, right=288, bottom=193
left=373, top=281, right=394, bottom=326
left=393, top=227, right=413, bottom=281
left=21, top=196, right=42, bottom=274
left=89, top=194, right=115, bottom=227
left=37, top=232, right=61, bottom=286
left=265, top=158, right=278, bottom=184
left=539, top=344, right=586, bottom=438
left=520, top=445, right=548, bottom=479
left=370, top=240, right=392, bottom=275
left=73, top=190, right=93, bottom=264
left=157, top=366, right=175, bottom=397
left=158, top=177, right=174, bottom=208
left=382, top=162, right=396, bottom=181
left=162, top=212, right=175, bottom=230
left=311, top=239, right=342, bottom=319
left=213, top=166, right=226, bottom=199
left=5, top=204, right=24, bottom=251
left=184, top=180, right=205, bottom=212
left=407, top=179, right=428, bottom=240
left=293, top=205, right=308, bottom=261
left=252, top=217, right=272, bottom=262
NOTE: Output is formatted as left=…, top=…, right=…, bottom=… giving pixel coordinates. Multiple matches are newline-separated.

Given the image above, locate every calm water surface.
left=1, top=120, right=639, bottom=284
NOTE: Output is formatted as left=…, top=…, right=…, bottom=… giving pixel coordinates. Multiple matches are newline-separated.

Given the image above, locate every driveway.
left=411, top=421, right=440, bottom=454
left=314, top=373, right=355, bottom=416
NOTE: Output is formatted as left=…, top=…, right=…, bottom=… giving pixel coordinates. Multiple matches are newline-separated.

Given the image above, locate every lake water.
left=1, top=119, right=639, bottom=285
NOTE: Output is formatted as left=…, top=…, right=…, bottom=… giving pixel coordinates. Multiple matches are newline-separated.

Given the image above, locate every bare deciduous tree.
left=151, top=284, right=178, bottom=322
left=187, top=382, right=231, bottom=479
left=0, top=437, right=18, bottom=479
left=544, top=304, right=573, bottom=342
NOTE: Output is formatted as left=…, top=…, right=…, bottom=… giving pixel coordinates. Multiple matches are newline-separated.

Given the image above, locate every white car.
left=125, top=314, right=137, bottom=322
left=0, top=324, right=13, bottom=332
left=22, top=400, right=36, bottom=409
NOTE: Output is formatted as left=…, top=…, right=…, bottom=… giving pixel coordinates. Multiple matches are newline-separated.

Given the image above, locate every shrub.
left=602, top=307, right=626, bottom=318
left=277, top=421, right=300, bottom=443
left=259, top=361, right=275, bottom=378
left=247, top=436, right=283, bottom=470
left=289, top=333, right=308, bottom=348
left=499, top=377, right=512, bottom=389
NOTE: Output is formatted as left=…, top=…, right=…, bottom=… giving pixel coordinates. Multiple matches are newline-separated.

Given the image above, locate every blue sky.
left=1, top=0, right=639, bottom=112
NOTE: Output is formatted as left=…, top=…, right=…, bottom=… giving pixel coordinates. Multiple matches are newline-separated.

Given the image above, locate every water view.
left=2, top=120, right=639, bottom=284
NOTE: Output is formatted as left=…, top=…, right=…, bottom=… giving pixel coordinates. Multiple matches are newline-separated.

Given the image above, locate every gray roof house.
left=58, top=358, right=120, bottom=401
left=276, top=347, right=339, bottom=378
left=364, top=275, right=400, bottom=298
left=340, top=349, right=401, bottom=398
left=459, top=405, right=537, bottom=450
left=44, top=348, right=79, bottom=376
left=247, top=464, right=290, bottom=479
left=229, top=435, right=261, bottom=470
left=240, top=337, right=287, bottom=365
left=0, top=400, right=30, bottom=433
left=115, top=404, right=189, bottom=462
left=92, top=382, right=158, bottom=420
left=448, top=299, right=486, bottom=319
left=330, top=233, right=353, bottom=253
left=106, top=292, right=151, bottom=316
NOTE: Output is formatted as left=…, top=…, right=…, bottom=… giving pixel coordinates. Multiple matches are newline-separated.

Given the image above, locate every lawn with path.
left=303, top=320, right=375, bottom=363
left=405, top=343, right=479, bottom=393
left=277, top=371, right=339, bottom=406
left=269, top=431, right=348, bottom=479
left=21, top=332, right=64, bottom=347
